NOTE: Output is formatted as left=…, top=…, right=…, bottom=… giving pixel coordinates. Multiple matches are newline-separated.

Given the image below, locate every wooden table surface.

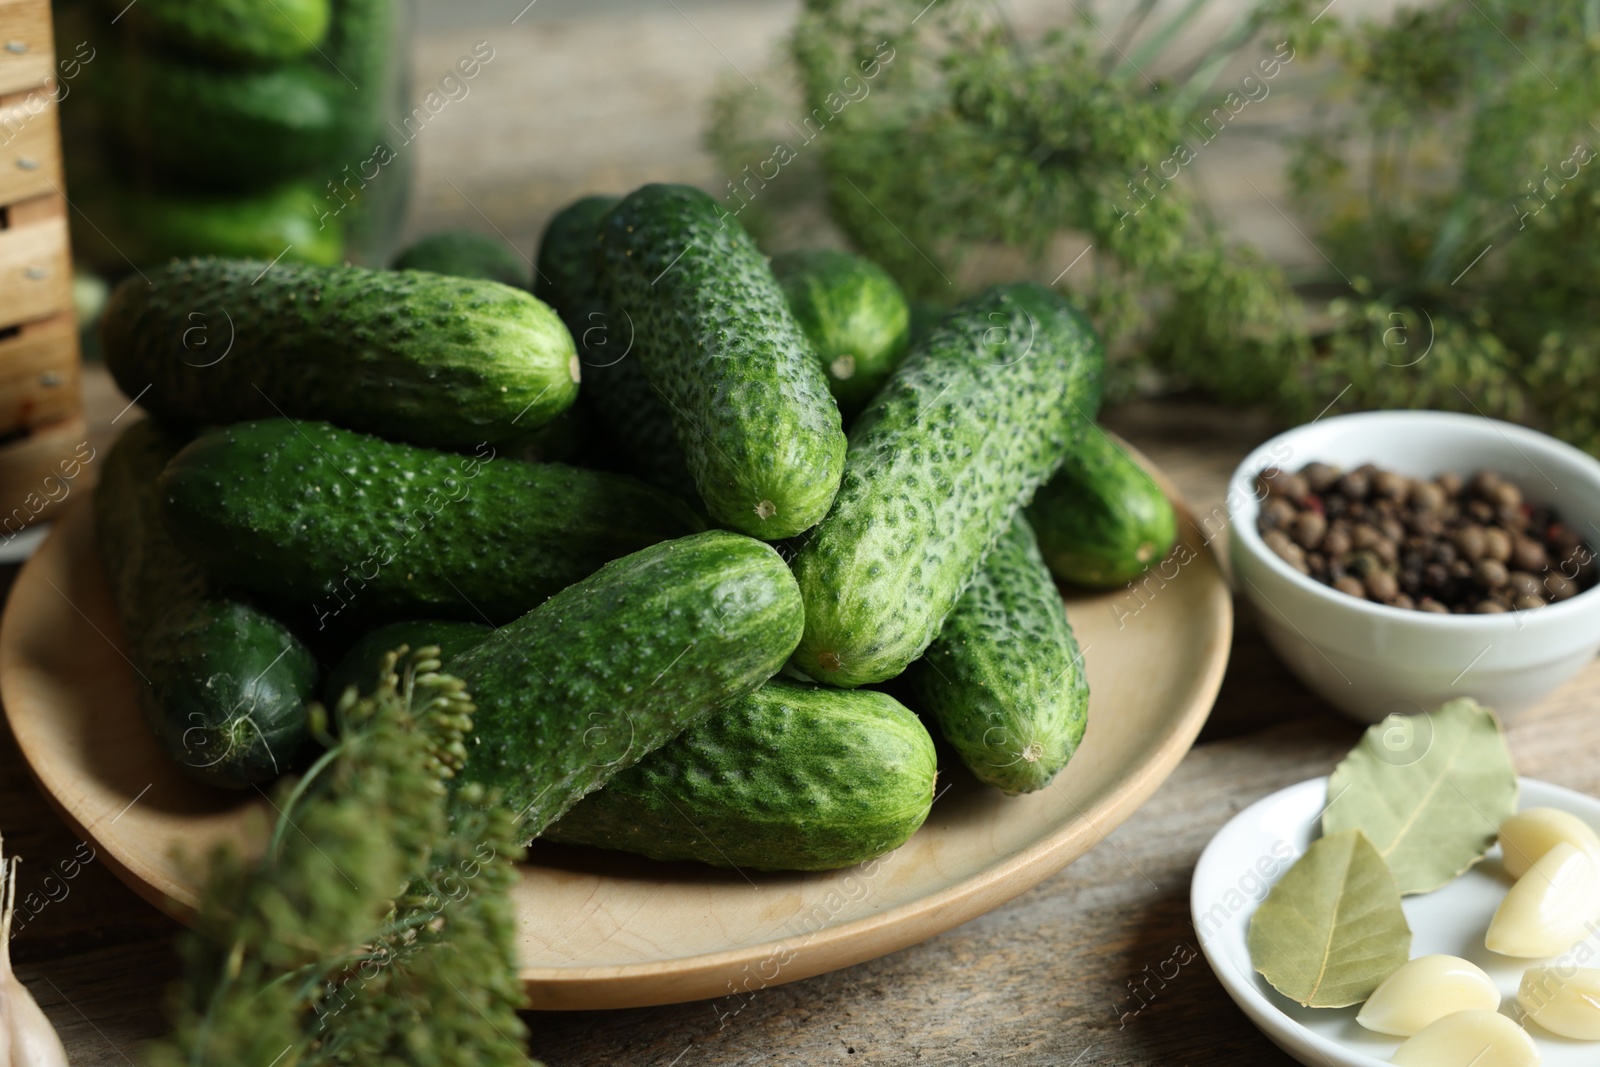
left=7, top=3, right=1595, bottom=1064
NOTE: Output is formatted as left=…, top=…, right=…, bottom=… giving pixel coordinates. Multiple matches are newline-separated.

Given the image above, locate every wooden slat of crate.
left=0, top=0, right=53, bottom=97
left=0, top=85, right=64, bottom=206
left=0, top=198, right=70, bottom=330
left=0, top=312, right=79, bottom=431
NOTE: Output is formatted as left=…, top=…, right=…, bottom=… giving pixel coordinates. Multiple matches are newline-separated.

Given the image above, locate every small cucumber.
left=771, top=249, right=910, bottom=417
left=599, top=183, right=846, bottom=539
left=534, top=194, right=695, bottom=498
left=1027, top=430, right=1178, bottom=587
left=96, top=421, right=317, bottom=788
left=790, top=283, right=1105, bottom=687
left=324, top=619, right=491, bottom=705
left=159, top=419, right=702, bottom=628
left=114, top=0, right=331, bottom=64
left=906, top=515, right=1087, bottom=794
left=447, top=530, right=805, bottom=837
left=392, top=231, right=527, bottom=288
left=544, top=680, right=937, bottom=871
left=101, top=258, right=579, bottom=450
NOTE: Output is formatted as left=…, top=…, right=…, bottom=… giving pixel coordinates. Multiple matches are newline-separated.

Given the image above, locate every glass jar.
left=54, top=0, right=411, bottom=277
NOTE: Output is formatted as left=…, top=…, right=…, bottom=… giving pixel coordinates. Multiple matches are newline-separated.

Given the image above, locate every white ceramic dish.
left=1194, top=775, right=1600, bottom=1067
left=1227, top=410, right=1600, bottom=722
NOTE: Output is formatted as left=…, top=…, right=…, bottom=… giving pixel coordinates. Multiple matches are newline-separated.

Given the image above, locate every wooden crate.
left=0, top=0, right=85, bottom=537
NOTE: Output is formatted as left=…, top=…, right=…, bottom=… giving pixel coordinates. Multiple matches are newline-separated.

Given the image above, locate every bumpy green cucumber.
left=73, top=179, right=343, bottom=272
left=160, top=419, right=702, bottom=628
left=906, top=515, right=1087, bottom=794
left=447, top=530, right=805, bottom=836
left=534, top=195, right=696, bottom=498
left=96, top=421, right=317, bottom=788
left=790, top=283, right=1105, bottom=687
left=545, top=680, right=936, bottom=871
left=117, top=0, right=331, bottom=64
left=1026, top=430, right=1178, bottom=587
left=599, top=183, right=846, bottom=539
left=101, top=258, right=579, bottom=449
left=772, top=249, right=910, bottom=417
left=393, top=231, right=527, bottom=288
left=324, top=619, right=491, bottom=705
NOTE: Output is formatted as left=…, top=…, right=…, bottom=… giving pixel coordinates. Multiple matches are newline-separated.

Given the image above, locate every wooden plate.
left=0, top=460, right=1231, bottom=1010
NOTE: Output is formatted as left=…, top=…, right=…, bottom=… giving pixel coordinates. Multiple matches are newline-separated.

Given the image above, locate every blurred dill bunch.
left=712, top=0, right=1600, bottom=452
left=143, top=648, right=535, bottom=1067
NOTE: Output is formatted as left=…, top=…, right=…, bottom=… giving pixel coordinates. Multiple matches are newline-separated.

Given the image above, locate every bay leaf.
left=1322, top=697, right=1518, bottom=895
left=1248, top=829, right=1411, bottom=1008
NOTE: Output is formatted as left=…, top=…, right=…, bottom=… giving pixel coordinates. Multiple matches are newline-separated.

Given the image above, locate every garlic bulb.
left=1485, top=842, right=1600, bottom=958
left=1390, top=1010, right=1540, bottom=1067
left=1498, top=808, right=1600, bottom=880
left=1, top=835, right=70, bottom=1067
left=1518, top=966, right=1600, bottom=1040
left=1357, top=955, right=1500, bottom=1037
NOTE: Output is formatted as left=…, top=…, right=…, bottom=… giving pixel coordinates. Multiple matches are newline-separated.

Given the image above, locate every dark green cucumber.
left=906, top=515, right=1087, bottom=794
left=544, top=680, right=936, bottom=871
left=790, top=283, right=1105, bottom=687
left=96, top=420, right=317, bottom=788
left=1026, top=430, right=1178, bottom=587
left=101, top=0, right=392, bottom=188
left=534, top=195, right=696, bottom=498
left=72, top=178, right=344, bottom=272
left=116, top=0, right=330, bottom=64
left=771, top=249, right=910, bottom=417
left=101, top=258, right=579, bottom=449
left=446, top=530, right=805, bottom=837
left=599, top=183, right=846, bottom=539
left=324, top=619, right=491, bottom=705
left=393, top=231, right=527, bottom=288
left=159, top=419, right=703, bottom=628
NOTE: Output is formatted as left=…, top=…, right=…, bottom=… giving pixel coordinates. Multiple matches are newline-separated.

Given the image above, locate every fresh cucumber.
left=906, top=515, right=1087, bottom=794
left=159, top=419, right=703, bottom=628
left=96, top=420, right=317, bottom=788
left=534, top=194, right=696, bottom=498
left=544, top=680, right=936, bottom=871
left=392, top=231, right=527, bottom=288
left=598, top=183, right=846, bottom=539
left=115, top=0, right=331, bottom=64
left=1026, top=430, right=1178, bottom=587
left=771, top=249, right=910, bottom=417
left=324, top=619, right=491, bottom=705
left=447, top=530, right=805, bottom=837
left=790, top=283, right=1105, bottom=687
left=101, top=258, right=579, bottom=450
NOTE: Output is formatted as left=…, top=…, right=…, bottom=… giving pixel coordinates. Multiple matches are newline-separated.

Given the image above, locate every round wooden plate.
left=0, top=458, right=1231, bottom=1010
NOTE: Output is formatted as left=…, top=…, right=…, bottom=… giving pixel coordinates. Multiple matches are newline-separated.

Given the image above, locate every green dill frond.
left=145, top=648, right=538, bottom=1067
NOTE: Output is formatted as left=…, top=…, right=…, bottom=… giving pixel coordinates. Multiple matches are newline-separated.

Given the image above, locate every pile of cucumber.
left=65, top=0, right=401, bottom=270
left=93, top=183, right=1178, bottom=873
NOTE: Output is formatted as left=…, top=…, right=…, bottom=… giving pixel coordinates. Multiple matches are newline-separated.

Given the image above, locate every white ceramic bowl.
left=1227, top=410, right=1600, bottom=722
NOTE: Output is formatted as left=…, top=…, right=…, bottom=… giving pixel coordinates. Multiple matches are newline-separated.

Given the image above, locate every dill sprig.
left=143, top=648, right=537, bottom=1067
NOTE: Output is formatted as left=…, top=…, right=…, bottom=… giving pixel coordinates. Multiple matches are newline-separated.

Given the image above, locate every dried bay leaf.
left=1248, top=829, right=1411, bottom=1008
left=1323, top=698, right=1518, bottom=895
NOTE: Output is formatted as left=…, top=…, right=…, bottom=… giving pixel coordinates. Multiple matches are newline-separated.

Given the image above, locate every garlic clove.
left=1357, top=955, right=1501, bottom=1036
left=1518, top=966, right=1600, bottom=1040
left=1390, top=1010, right=1540, bottom=1067
left=1, top=839, right=71, bottom=1067
left=1499, top=808, right=1600, bottom=880
left=1485, top=842, right=1600, bottom=958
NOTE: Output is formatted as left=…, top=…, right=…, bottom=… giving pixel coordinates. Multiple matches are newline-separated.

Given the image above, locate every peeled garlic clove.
left=1518, top=966, right=1600, bottom=1040
left=1391, top=1010, right=1540, bottom=1067
left=1485, top=842, right=1600, bottom=958
left=1358, top=955, right=1501, bottom=1036
left=1499, top=808, right=1600, bottom=880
